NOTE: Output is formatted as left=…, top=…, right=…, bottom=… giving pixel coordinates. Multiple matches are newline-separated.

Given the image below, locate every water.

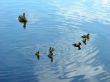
left=0, top=0, right=110, bottom=82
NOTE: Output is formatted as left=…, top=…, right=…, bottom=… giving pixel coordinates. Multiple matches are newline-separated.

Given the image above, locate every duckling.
left=48, top=47, right=55, bottom=62
left=35, top=51, right=40, bottom=60
left=73, top=42, right=81, bottom=50
left=81, top=33, right=90, bottom=40
left=49, top=47, right=55, bottom=53
left=82, top=38, right=87, bottom=45
left=18, top=13, right=27, bottom=23
left=86, top=33, right=90, bottom=39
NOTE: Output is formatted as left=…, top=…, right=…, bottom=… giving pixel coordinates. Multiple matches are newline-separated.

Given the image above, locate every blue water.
left=0, top=0, right=110, bottom=82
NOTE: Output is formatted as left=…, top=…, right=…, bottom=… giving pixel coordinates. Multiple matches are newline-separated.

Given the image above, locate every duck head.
left=49, top=47, right=55, bottom=53
left=87, top=33, right=90, bottom=39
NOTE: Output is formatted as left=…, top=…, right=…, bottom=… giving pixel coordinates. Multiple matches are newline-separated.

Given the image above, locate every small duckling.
left=73, top=42, right=81, bottom=50
left=35, top=51, right=40, bottom=60
left=82, top=38, right=87, bottom=45
left=48, top=47, right=55, bottom=62
left=81, top=33, right=90, bottom=40
left=49, top=47, right=55, bottom=53
left=18, top=13, right=27, bottom=23
left=86, top=33, right=90, bottom=39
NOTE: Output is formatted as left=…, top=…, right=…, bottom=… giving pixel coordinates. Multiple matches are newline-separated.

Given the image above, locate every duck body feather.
left=18, top=16, right=27, bottom=22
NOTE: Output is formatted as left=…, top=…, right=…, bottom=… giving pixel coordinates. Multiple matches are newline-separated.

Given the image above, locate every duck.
left=48, top=47, right=55, bottom=62
left=49, top=47, right=55, bottom=53
left=72, top=42, right=81, bottom=50
left=86, top=33, right=90, bottom=39
left=81, top=33, right=90, bottom=40
left=18, top=13, right=27, bottom=23
left=35, top=51, right=40, bottom=60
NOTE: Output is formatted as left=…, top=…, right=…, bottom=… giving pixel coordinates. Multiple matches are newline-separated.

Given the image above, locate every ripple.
left=0, top=0, right=110, bottom=82
left=49, top=25, right=107, bottom=81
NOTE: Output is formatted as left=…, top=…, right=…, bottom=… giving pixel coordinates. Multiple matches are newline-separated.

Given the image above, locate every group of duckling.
left=73, top=33, right=90, bottom=50
left=35, top=47, right=55, bottom=62
left=18, top=13, right=27, bottom=29
left=35, top=34, right=90, bottom=62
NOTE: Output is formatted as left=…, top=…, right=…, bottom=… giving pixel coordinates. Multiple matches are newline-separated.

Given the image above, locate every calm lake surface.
left=0, top=0, right=110, bottom=82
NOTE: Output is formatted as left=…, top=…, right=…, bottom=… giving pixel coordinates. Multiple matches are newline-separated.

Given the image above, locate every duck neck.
left=23, top=13, right=25, bottom=17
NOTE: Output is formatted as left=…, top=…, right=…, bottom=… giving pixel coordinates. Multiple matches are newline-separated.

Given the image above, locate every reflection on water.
left=0, top=0, right=110, bottom=82
left=18, top=21, right=27, bottom=29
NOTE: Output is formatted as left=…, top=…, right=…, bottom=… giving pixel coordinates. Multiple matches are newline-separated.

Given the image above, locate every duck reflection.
left=18, top=13, right=27, bottom=29
left=82, top=38, right=87, bottom=45
left=48, top=53, right=54, bottom=62
left=23, top=22, right=27, bottom=29
left=48, top=47, right=55, bottom=62
left=35, top=51, right=40, bottom=60
left=81, top=33, right=90, bottom=45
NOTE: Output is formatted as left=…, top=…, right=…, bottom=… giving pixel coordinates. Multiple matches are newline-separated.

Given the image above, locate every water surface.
left=0, top=0, right=110, bottom=82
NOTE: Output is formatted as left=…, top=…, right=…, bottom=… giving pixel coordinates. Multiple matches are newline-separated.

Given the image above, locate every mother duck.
left=18, top=13, right=27, bottom=22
